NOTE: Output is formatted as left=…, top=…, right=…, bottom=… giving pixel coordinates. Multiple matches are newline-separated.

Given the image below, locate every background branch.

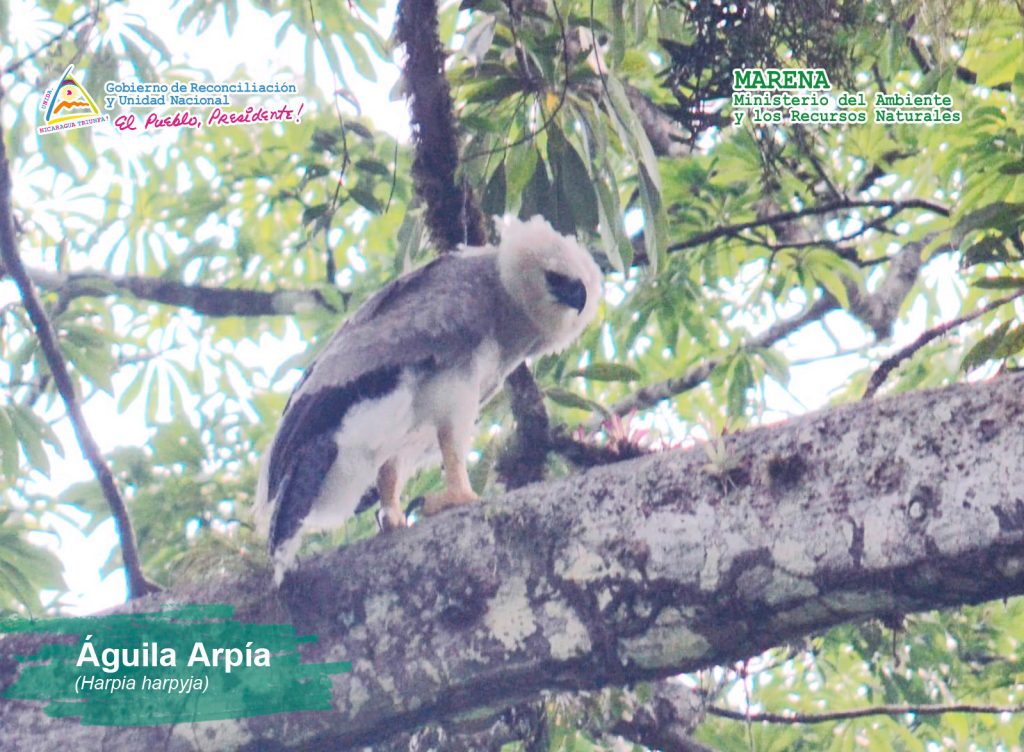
left=666, top=199, right=949, bottom=255
left=600, top=294, right=836, bottom=421
left=603, top=237, right=930, bottom=421
left=0, top=112, right=155, bottom=598
left=23, top=266, right=342, bottom=317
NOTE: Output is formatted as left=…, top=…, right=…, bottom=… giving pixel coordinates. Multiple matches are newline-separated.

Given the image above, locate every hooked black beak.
left=544, top=270, right=587, bottom=314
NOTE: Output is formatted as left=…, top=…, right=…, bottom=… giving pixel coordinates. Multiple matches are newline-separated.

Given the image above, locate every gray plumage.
left=254, top=215, right=602, bottom=582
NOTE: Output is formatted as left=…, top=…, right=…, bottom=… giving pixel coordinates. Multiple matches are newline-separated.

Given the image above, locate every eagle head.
left=495, top=215, right=603, bottom=355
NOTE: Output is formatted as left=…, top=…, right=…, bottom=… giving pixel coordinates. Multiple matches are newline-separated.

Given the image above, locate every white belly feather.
left=305, top=339, right=503, bottom=530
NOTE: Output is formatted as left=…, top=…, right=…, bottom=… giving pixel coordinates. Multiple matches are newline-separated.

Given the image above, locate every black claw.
left=355, top=486, right=381, bottom=515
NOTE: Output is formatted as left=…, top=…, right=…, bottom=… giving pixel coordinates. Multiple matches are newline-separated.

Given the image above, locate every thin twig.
left=384, top=138, right=400, bottom=214
left=0, top=101, right=157, bottom=598
left=462, top=0, right=572, bottom=162
left=668, top=199, right=950, bottom=255
left=862, top=288, right=1024, bottom=399
left=708, top=701, right=1024, bottom=725
left=740, top=211, right=897, bottom=265
left=306, top=0, right=353, bottom=282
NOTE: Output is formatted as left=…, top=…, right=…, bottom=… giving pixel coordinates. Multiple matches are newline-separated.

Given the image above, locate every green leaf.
left=481, top=162, right=507, bottom=216
left=725, top=355, right=753, bottom=417
left=349, top=187, right=384, bottom=214
left=465, top=77, right=524, bottom=104
left=609, top=0, right=626, bottom=66
left=961, top=235, right=1013, bottom=267
left=952, top=202, right=1024, bottom=246
left=469, top=437, right=495, bottom=496
left=117, top=365, right=148, bottom=412
left=595, top=179, right=630, bottom=271
left=633, top=0, right=648, bottom=41
left=638, top=164, right=666, bottom=273
left=0, top=407, right=18, bottom=482
left=993, top=323, right=1024, bottom=360
left=573, top=362, right=641, bottom=382
left=64, top=342, right=115, bottom=395
left=998, top=160, right=1024, bottom=176
left=345, top=121, right=374, bottom=140
left=126, top=22, right=172, bottom=60
left=544, top=125, right=576, bottom=235
left=355, top=158, right=391, bottom=177
left=0, top=521, right=63, bottom=614
left=0, top=558, right=38, bottom=613
left=758, top=348, right=791, bottom=386
left=459, top=0, right=504, bottom=11
left=961, top=320, right=1013, bottom=371
left=604, top=73, right=661, bottom=192
left=9, top=406, right=51, bottom=477
left=302, top=203, right=330, bottom=225
left=558, top=136, right=599, bottom=231
left=506, top=144, right=539, bottom=201
left=303, top=163, right=330, bottom=179
left=519, top=158, right=552, bottom=223
left=145, top=367, right=160, bottom=424
left=815, top=266, right=852, bottom=309
left=977, top=37, right=1021, bottom=88
left=545, top=388, right=608, bottom=415
left=975, top=277, right=1024, bottom=289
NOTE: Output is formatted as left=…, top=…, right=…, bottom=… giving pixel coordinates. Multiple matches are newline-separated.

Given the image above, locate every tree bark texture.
left=2, top=373, right=1023, bottom=750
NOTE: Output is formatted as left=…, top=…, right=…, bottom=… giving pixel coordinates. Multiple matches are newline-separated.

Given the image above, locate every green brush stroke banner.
left=0, top=604, right=350, bottom=725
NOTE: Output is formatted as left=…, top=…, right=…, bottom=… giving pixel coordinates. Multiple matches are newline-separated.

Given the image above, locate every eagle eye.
left=544, top=270, right=587, bottom=313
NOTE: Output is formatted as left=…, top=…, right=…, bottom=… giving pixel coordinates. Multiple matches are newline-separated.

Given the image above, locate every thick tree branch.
left=844, top=235, right=928, bottom=339
left=396, top=0, right=486, bottom=251
left=22, top=266, right=342, bottom=317
left=3, top=373, right=1024, bottom=748
left=0, top=112, right=155, bottom=598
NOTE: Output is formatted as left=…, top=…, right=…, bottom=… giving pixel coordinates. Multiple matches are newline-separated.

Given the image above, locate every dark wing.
left=300, top=252, right=503, bottom=390
left=265, top=252, right=502, bottom=546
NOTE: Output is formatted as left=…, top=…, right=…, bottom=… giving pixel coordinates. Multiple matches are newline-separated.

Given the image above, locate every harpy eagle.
left=254, top=215, right=602, bottom=582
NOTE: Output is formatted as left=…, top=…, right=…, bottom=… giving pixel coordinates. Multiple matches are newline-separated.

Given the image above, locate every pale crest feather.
left=495, top=214, right=603, bottom=355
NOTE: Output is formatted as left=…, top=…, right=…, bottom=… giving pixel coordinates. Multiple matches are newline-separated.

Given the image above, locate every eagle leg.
left=376, top=459, right=408, bottom=531
left=423, top=421, right=479, bottom=516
